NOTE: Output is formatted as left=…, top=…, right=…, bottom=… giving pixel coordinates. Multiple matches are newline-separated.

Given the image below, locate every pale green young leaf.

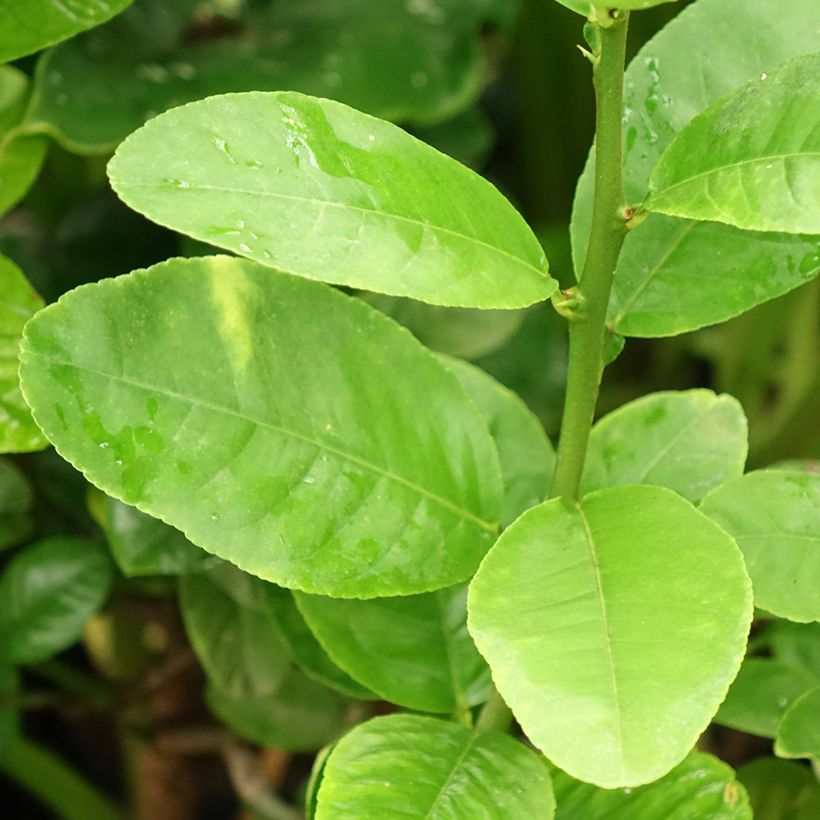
left=700, top=471, right=820, bottom=623
left=582, top=389, right=747, bottom=503
left=0, top=458, right=33, bottom=551
left=19, top=256, right=503, bottom=597
left=775, top=687, right=820, bottom=759
left=738, top=758, right=820, bottom=820
left=553, top=1, right=679, bottom=14
left=295, top=584, right=491, bottom=714
left=315, top=714, right=555, bottom=819
left=179, top=563, right=292, bottom=698
left=107, top=93, right=553, bottom=309
left=0, top=538, right=113, bottom=664
left=551, top=751, right=751, bottom=819
left=468, top=485, right=752, bottom=788
left=571, top=0, right=820, bottom=337
left=716, top=658, right=817, bottom=738
left=263, top=586, right=375, bottom=700
left=0, top=254, right=47, bottom=453
left=647, top=54, right=820, bottom=234
left=0, top=0, right=133, bottom=62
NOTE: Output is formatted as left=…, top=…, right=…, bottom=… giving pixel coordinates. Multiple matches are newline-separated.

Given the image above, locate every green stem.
left=475, top=687, right=513, bottom=734
left=550, top=11, right=630, bottom=503
left=0, top=736, right=125, bottom=820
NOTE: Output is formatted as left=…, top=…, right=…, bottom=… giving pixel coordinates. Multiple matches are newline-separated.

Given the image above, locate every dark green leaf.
left=0, top=458, right=33, bottom=551
left=737, top=758, right=820, bottom=820
left=468, top=485, right=752, bottom=787
left=107, top=93, right=553, bottom=309
left=582, top=389, right=747, bottom=503
left=315, top=714, right=555, bottom=818
left=295, top=583, right=491, bottom=714
left=0, top=664, right=19, bottom=749
left=551, top=751, right=751, bottom=819
left=647, top=54, right=820, bottom=234
left=775, top=687, right=820, bottom=759
left=700, top=471, right=820, bottom=623
left=19, top=256, right=503, bottom=597
left=0, top=537, right=113, bottom=664
left=767, top=621, right=820, bottom=679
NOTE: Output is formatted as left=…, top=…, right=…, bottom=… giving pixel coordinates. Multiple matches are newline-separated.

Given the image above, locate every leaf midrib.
left=423, top=733, right=478, bottom=819
left=31, top=352, right=498, bottom=533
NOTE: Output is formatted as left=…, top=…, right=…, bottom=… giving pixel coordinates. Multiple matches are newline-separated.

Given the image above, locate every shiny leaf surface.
left=552, top=751, right=751, bottom=820
left=647, top=54, right=820, bottom=234
left=571, top=0, right=820, bottom=337
left=582, top=389, right=747, bottom=502
left=19, top=256, right=503, bottom=597
left=0, top=538, right=113, bottom=664
left=107, top=93, right=553, bottom=308
left=775, top=687, right=820, bottom=759
left=315, top=714, right=555, bottom=818
left=468, top=485, right=752, bottom=787
left=295, top=583, right=490, bottom=713
left=0, top=254, right=47, bottom=453
left=701, top=471, right=820, bottom=623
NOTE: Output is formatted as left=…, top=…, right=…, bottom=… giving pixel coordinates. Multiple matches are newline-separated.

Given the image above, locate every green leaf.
left=26, top=0, right=507, bottom=153
left=647, top=54, right=820, bottom=234
left=0, top=537, right=113, bottom=664
left=468, top=484, right=752, bottom=788
left=19, top=256, right=503, bottom=597
left=716, top=658, right=817, bottom=738
left=0, top=458, right=33, bottom=551
left=179, top=563, right=290, bottom=698
left=262, top=585, right=374, bottom=700
left=582, top=389, right=747, bottom=503
left=107, top=92, right=553, bottom=309
left=295, top=583, right=491, bottom=714
left=571, top=0, right=820, bottom=337
left=0, top=254, right=47, bottom=453
left=767, top=620, right=820, bottom=679
left=551, top=751, right=751, bottom=819
left=206, top=671, right=348, bottom=753
left=441, top=355, right=555, bottom=525
left=700, top=471, right=820, bottom=623
left=315, top=714, right=555, bottom=819
left=553, top=1, right=680, bottom=14
left=0, top=664, right=19, bottom=749
left=89, top=490, right=211, bottom=578
left=0, top=0, right=133, bottom=62
left=738, top=758, right=820, bottom=820
left=775, top=686, right=820, bottom=759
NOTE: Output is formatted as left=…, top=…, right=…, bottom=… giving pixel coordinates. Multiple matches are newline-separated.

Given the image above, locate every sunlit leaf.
left=468, top=485, right=752, bottom=787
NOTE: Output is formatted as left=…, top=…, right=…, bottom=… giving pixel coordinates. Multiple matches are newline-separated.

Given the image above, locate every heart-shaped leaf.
left=19, top=256, right=502, bottom=597
left=107, top=92, right=553, bottom=309
left=468, top=484, right=752, bottom=787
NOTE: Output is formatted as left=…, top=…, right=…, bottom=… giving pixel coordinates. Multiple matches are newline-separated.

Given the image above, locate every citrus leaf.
left=0, top=537, right=113, bottom=664
left=0, top=0, right=133, bottom=62
left=775, top=686, right=820, bottom=759
left=19, top=256, right=503, bottom=597
left=107, top=92, right=553, bottom=309
left=738, top=758, right=820, bottom=820
left=647, top=53, right=820, bottom=234
left=315, top=714, right=555, bottom=819
left=468, top=484, right=752, bottom=788
left=0, top=254, right=47, bottom=453
left=0, top=458, right=33, bottom=551
left=583, top=390, right=747, bottom=502
left=551, top=751, right=751, bottom=819
left=295, top=584, right=491, bottom=714
left=554, top=1, right=680, bottom=13
left=571, top=0, right=820, bottom=337
left=700, top=471, right=820, bottom=623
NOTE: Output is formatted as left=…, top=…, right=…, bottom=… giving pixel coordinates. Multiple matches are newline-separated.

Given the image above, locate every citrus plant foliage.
left=0, top=0, right=818, bottom=816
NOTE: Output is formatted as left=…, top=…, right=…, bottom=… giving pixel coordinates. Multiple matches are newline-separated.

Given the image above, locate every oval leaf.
left=295, top=584, right=491, bottom=714
left=0, top=537, right=113, bottom=664
left=19, top=256, right=503, bottom=597
left=571, top=0, right=820, bottom=337
left=107, top=92, right=553, bottom=309
left=582, top=389, right=747, bottom=503
left=316, top=714, right=555, bottom=819
left=0, top=254, right=47, bottom=453
left=700, top=471, right=820, bottom=623
left=468, top=484, right=752, bottom=788
left=647, top=53, right=820, bottom=234
left=775, top=687, right=820, bottom=759
left=552, top=751, right=751, bottom=820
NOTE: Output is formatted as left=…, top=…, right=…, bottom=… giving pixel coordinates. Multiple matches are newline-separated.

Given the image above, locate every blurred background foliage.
left=1, top=1, right=818, bottom=817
